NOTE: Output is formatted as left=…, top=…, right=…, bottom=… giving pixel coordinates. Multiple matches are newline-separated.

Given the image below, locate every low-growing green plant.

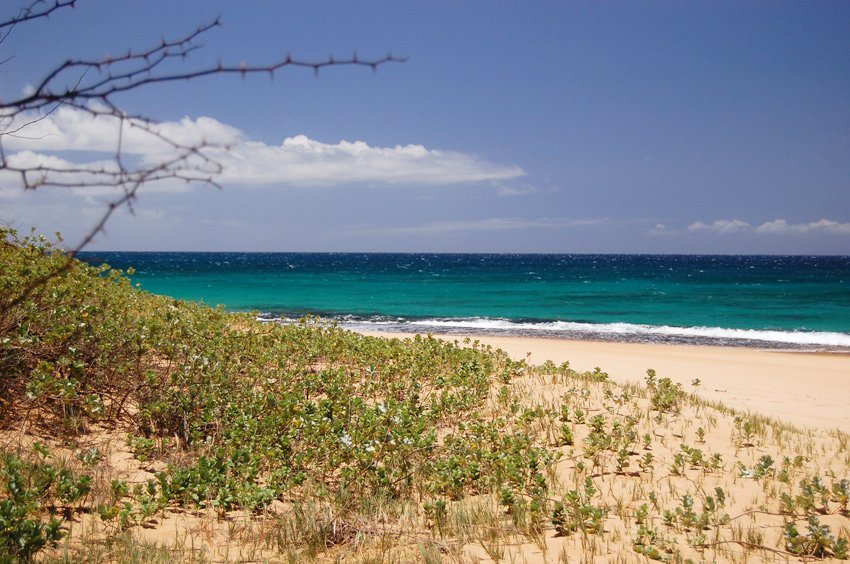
left=634, top=503, right=649, bottom=525
left=573, top=407, right=586, bottom=425
left=784, top=515, right=849, bottom=559
left=558, top=423, right=574, bottom=446
left=127, top=435, right=156, bottom=461
left=663, top=490, right=728, bottom=535
left=645, top=370, right=684, bottom=414
left=0, top=446, right=93, bottom=560
left=633, top=524, right=675, bottom=561
left=551, top=477, right=605, bottom=537
left=738, top=454, right=775, bottom=479
left=638, top=452, right=655, bottom=473
left=833, top=479, right=850, bottom=514
left=733, top=416, right=758, bottom=447
left=670, top=453, right=686, bottom=476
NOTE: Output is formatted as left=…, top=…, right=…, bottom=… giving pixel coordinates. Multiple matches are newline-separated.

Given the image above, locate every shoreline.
left=278, top=315, right=850, bottom=352
left=358, top=329, right=850, bottom=432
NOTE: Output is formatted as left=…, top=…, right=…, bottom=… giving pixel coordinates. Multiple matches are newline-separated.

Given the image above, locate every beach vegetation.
left=645, top=369, right=685, bottom=414
left=785, top=516, right=849, bottom=559
left=1, top=449, right=68, bottom=560
left=1, top=230, right=849, bottom=561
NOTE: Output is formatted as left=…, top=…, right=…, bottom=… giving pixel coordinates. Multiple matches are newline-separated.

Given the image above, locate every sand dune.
left=361, top=331, right=850, bottom=432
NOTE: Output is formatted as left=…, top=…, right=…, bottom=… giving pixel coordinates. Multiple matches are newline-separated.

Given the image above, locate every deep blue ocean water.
left=78, top=253, right=850, bottom=350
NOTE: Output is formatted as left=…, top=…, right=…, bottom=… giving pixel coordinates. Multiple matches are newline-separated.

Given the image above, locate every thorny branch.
left=0, top=0, right=76, bottom=43
left=0, top=0, right=405, bottom=314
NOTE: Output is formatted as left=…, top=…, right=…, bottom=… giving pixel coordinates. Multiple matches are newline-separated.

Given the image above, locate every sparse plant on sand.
left=646, top=369, right=685, bottom=414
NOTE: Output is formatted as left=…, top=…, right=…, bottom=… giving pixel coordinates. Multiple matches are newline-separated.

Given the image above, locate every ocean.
left=77, top=253, right=850, bottom=350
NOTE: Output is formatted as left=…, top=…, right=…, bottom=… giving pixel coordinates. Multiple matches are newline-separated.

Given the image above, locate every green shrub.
left=0, top=446, right=93, bottom=560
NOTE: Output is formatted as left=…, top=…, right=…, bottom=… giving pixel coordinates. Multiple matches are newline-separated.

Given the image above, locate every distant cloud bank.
left=688, top=219, right=850, bottom=235
left=1, top=106, right=524, bottom=187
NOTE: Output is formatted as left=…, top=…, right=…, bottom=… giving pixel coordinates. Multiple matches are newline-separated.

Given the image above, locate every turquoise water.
left=78, top=253, right=850, bottom=349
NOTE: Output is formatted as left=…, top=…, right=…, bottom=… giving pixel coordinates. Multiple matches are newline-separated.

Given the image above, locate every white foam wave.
left=406, top=318, right=850, bottom=347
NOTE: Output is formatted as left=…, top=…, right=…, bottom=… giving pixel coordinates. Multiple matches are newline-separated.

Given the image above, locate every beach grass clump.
left=2, top=228, right=850, bottom=562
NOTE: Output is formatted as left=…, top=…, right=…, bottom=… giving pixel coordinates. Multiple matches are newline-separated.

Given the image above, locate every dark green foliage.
left=0, top=446, right=92, bottom=561
left=0, top=229, right=552, bottom=557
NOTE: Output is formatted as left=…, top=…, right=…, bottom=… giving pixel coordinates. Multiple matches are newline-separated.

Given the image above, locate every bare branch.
left=0, top=4, right=405, bottom=315
left=0, top=19, right=404, bottom=117
left=0, top=0, right=76, bottom=30
left=0, top=0, right=76, bottom=45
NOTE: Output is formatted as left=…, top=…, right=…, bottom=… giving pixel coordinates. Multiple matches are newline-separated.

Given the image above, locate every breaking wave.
left=257, top=314, right=850, bottom=350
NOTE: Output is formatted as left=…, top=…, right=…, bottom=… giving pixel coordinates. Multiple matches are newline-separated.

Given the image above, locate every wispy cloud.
left=688, top=218, right=850, bottom=235
left=494, top=183, right=540, bottom=197
left=755, top=219, right=850, bottom=235
left=648, top=223, right=676, bottom=237
left=687, top=219, right=752, bottom=234
left=2, top=106, right=524, bottom=187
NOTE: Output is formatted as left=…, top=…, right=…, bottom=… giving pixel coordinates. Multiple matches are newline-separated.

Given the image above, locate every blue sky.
left=1, top=1, right=849, bottom=253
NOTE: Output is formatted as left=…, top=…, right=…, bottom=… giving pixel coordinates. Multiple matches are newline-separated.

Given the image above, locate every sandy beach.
left=361, top=331, right=850, bottom=432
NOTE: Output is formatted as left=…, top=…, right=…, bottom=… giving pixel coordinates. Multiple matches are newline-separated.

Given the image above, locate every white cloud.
left=1, top=106, right=524, bottom=187
left=687, top=219, right=752, bottom=234
left=688, top=218, right=850, bottom=236
left=2, top=106, right=241, bottom=154
left=207, top=135, right=524, bottom=186
left=649, top=223, right=676, bottom=237
left=0, top=150, right=119, bottom=196
left=755, top=219, right=850, bottom=235
left=0, top=150, right=196, bottom=197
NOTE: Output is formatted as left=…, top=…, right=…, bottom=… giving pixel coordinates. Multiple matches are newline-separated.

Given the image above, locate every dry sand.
left=13, top=329, right=849, bottom=562
left=361, top=331, right=850, bottom=432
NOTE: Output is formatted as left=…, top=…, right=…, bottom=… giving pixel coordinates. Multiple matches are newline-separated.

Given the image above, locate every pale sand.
left=360, top=331, right=850, bottom=432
